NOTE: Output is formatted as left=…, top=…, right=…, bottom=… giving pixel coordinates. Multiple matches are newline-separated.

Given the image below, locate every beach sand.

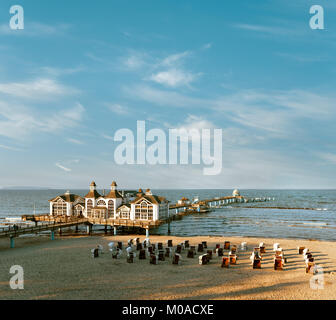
left=0, top=234, right=335, bottom=300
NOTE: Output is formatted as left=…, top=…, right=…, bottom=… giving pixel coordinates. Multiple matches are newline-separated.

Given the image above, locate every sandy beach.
left=0, top=234, right=335, bottom=300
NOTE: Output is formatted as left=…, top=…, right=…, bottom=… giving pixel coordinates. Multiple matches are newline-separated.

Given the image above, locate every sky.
left=0, top=0, right=335, bottom=189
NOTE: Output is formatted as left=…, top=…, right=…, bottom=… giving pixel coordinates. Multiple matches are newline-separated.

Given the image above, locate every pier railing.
left=0, top=218, right=88, bottom=239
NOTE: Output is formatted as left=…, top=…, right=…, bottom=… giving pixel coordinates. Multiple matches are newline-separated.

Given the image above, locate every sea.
left=0, top=189, right=335, bottom=241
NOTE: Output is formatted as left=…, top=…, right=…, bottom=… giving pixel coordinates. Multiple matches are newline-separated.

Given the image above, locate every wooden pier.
left=0, top=193, right=274, bottom=249
left=0, top=216, right=88, bottom=248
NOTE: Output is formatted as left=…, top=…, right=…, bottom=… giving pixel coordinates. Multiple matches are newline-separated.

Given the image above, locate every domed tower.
left=232, top=189, right=240, bottom=197
left=105, top=181, right=123, bottom=218
left=84, top=181, right=102, bottom=217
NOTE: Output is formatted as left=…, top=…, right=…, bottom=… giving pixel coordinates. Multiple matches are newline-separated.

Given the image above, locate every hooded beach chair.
left=216, top=248, right=224, bottom=257
left=306, top=259, right=315, bottom=274
left=91, top=248, right=99, bottom=258
left=158, top=250, right=165, bottom=261
left=221, top=257, right=229, bottom=268
left=206, top=250, right=213, bottom=260
left=224, top=241, right=230, bottom=250
left=150, top=254, right=158, bottom=265
left=298, top=246, right=305, bottom=255
left=184, top=240, right=190, bottom=248
left=187, top=249, right=195, bottom=258
left=139, top=249, right=146, bottom=260
left=157, top=242, right=163, bottom=250
left=240, top=242, right=247, bottom=251
left=199, top=254, right=208, bottom=265
left=259, top=242, right=266, bottom=254
left=175, top=245, right=182, bottom=254
left=136, top=243, right=143, bottom=251
left=117, top=242, right=123, bottom=250
left=197, top=243, right=204, bottom=252
left=214, top=244, right=220, bottom=253
left=165, top=247, right=172, bottom=258
left=167, top=239, right=173, bottom=247
left=202, top=241, right=207, bottom=249
left=273, top=243, right=280, bottom=251
left=250, top=249, right=262, bottom=264
left=253, top=256, right=261, bottom=269
left=97, top=244, right=104, bottom=254
left=230, top=245, right=238, bottom=255
left=127, top=252, right=134, bottom=263
left=172, top=253, right=182, bottom=265
left=229, top=254, right=237, bottom=265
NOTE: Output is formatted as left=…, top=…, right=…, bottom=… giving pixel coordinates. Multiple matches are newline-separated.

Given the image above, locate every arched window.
left=87, top=200, right=93, bottom=217
left=97, top=199, right=106, bottom=206
left=74, top=205, right=83, bottom=217
left=108, top=200, right=114, bottom=218
left=52, top=199, right=67, bottom=216
left=134, top=201, right=154, bottom=220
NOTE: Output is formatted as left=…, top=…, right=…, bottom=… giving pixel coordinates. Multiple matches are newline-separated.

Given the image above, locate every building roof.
left=105, top=190, right=123, bottom=199
left=49, top=192, right=84, bottom=204
left=130, top=194, right=168, bottom=205
left=116, top=204, right=131, bottom=211
left=84, top=189, right=102, bottom=199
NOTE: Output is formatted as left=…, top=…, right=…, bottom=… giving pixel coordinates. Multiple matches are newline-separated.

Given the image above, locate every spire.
left=90, top=181, right=96, bottom=192
left=111, top=181, right=117, bottom=191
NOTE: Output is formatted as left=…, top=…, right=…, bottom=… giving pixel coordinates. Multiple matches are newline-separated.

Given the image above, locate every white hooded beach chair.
left=108, top=242, right=115, bottom=250
left=97, top=244, right=104, bottom=254
left=273, top=243, right=280, bottom=251
left=240, top=242, right=247, bottom=251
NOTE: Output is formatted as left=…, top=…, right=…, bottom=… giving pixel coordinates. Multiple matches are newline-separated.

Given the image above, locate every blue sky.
left=0, top=0, right=335, bottom=189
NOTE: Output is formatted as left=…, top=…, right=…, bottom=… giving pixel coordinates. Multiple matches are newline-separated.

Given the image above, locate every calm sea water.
left=0, top=189, right=335, bottom=241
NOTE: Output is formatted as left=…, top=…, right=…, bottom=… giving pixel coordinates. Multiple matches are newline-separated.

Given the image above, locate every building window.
left=134, top=201, right=154, bottom=220
left=87, top=200, right=93, bottom=217
left=97, top=199, right=106, bottom=206
left=74, top=205, right=83, bottom=217
left=120, top=208, right=130, bottom=219
left=52, top=199, right=67, bottom=216
left=108, top=200, right=114, bottom=218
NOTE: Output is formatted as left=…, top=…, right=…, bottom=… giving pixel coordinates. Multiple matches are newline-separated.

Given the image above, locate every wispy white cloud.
left=148, top=68, right=200, bottom=87
left=0, top=78, right=79, bottom=100
left=67, top=138, right=84, bottom=145
left=55, top=163, right=72, bottom=172
left=0, top=101, right=85, bottom=140
left=160, top=51, right=190, bottom=67
left=105, top=103, right=130, bottom=115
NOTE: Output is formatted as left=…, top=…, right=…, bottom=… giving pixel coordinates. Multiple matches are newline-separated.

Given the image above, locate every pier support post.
left=58, top=228, right=62, bottom=235
left=146, top=228, right=149, bottom=238
left=87, top=224, right=92, bottom=235
left=104, top=225, right=107, bottom=235
left=51, top=231, right=55, bottom=240
left=75, top=225, right=79, bottom=233
left=113, top=226, right=117, bottom=236
left=10, top=236, right=15, bottom=248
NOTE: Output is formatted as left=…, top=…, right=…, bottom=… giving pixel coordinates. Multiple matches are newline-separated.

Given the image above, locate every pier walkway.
left=0, top=216, right=88, bottom=248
